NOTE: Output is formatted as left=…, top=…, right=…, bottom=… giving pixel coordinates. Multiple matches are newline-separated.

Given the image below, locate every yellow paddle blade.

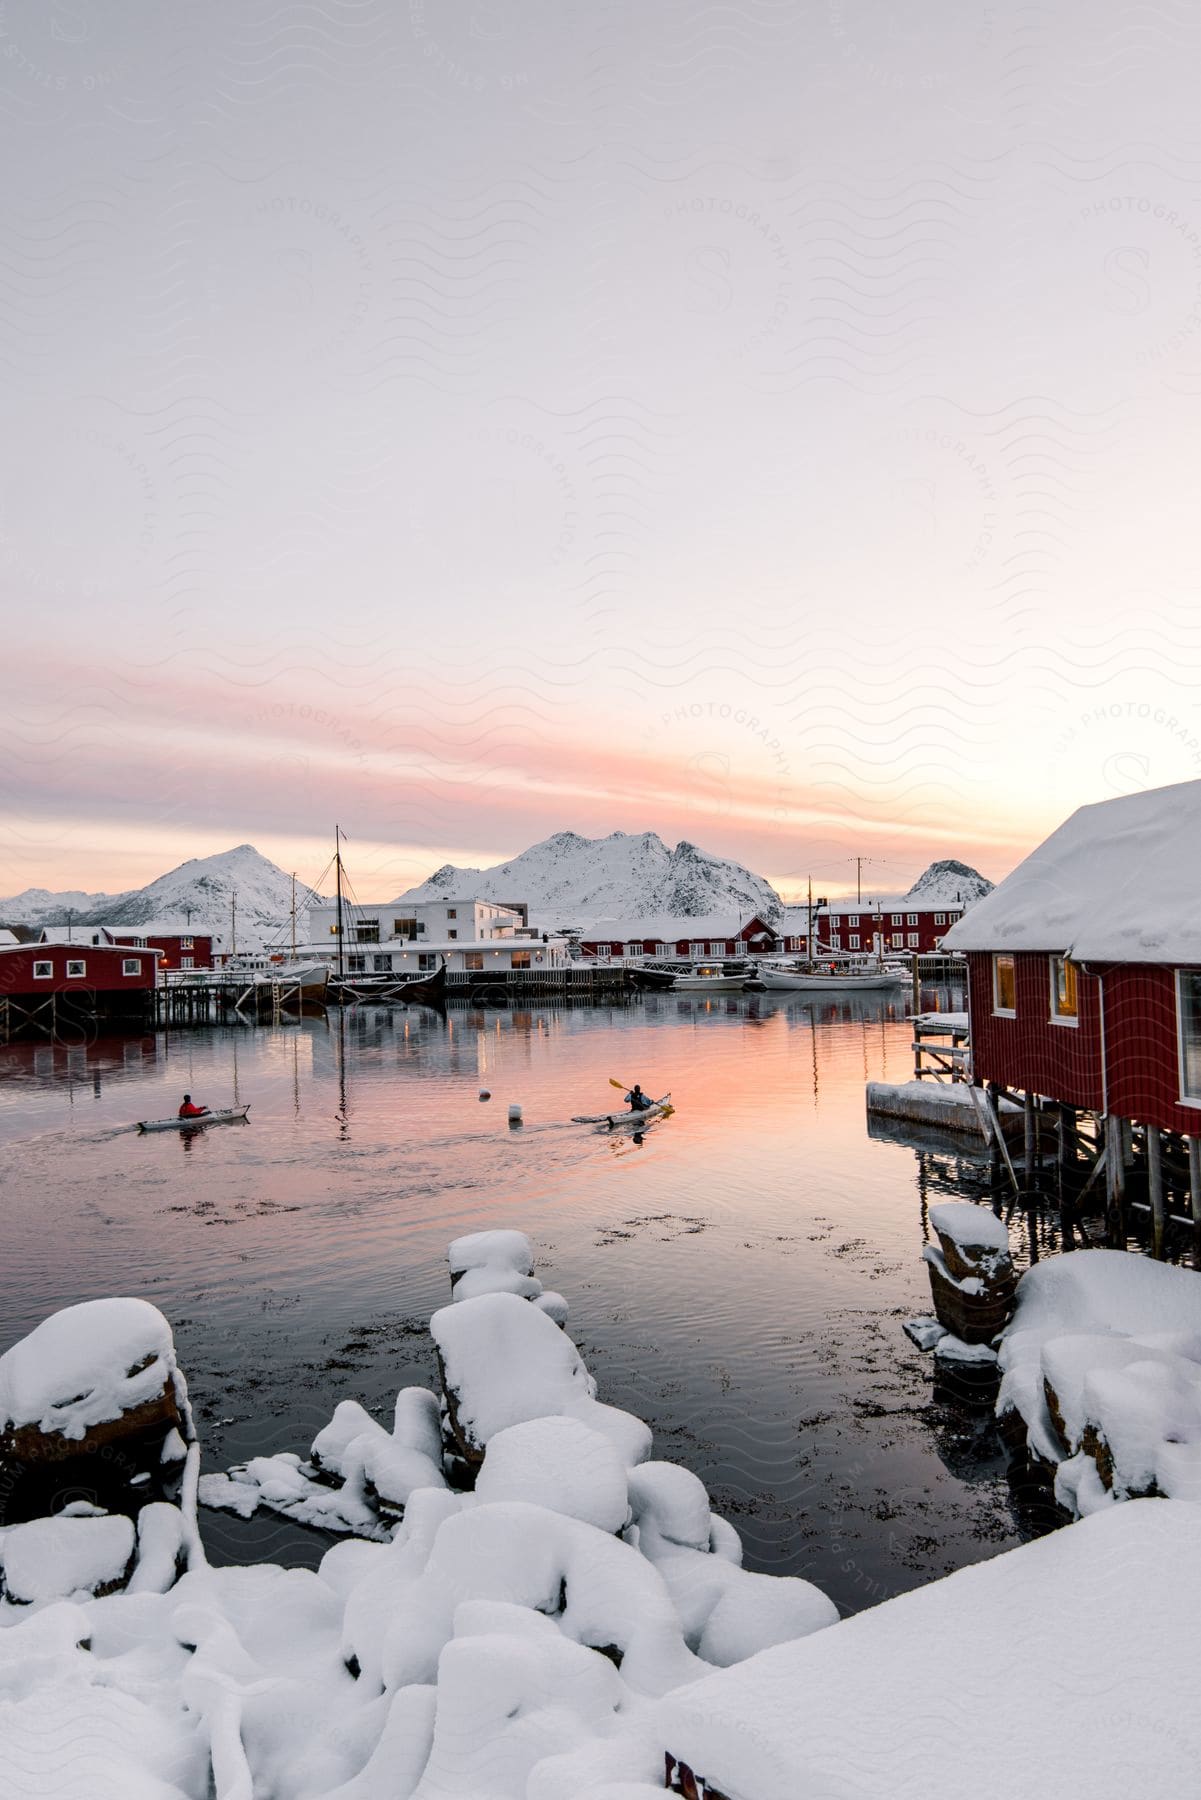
left=608, top=1077, right=628, bottom=1090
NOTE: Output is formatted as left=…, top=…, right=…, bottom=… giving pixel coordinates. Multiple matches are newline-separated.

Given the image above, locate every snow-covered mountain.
left=0, top=847, right=326, bottom=949
left=903, top=860, right=993, bottom=907
left=400, top=831, right=783, bottom=925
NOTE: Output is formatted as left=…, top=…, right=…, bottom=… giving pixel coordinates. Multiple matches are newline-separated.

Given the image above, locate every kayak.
left=572, top=1094, right=672, bottom=1130
left=138, top=1106, right=251, bottom=1133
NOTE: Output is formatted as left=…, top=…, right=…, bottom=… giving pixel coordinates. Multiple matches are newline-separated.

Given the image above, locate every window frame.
left=32, top=959, right=53, bottom=980
left=122, top=958, right=142, bottom=976
left=992, top=952, right=1016, bottom=1017
left=849, top=934, right=860, bottom=949
left=1176, top=969, right=1201, bottom=1106
left=1049, top=954, right=1080, bottom=1028
left=464, top=952, right=484, bottom=971
left=510, top=950, right=532, bottom=970
left=66, top=959, right=86, bottom=979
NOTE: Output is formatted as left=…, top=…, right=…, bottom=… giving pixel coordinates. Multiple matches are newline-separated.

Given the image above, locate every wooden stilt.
left=1105, top=1114, right=1126, bottom=1246
left=1146, top=1125, right=1166, bottom=1260
left=1024, top=1092, right=1037, bottom=1191
left=1189, top=1136, right=1201, bottom=1272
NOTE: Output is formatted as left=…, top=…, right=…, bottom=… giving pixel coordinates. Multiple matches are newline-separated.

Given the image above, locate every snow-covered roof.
left=943, top=778, right=1201, bottom=962
left=658, top=1499, right=1201, bottom=1800
left=0, top=928, right=18, bottom=945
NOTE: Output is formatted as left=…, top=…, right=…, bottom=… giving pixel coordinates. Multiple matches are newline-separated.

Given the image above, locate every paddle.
left=608, top=1077, right=674, bottom=1120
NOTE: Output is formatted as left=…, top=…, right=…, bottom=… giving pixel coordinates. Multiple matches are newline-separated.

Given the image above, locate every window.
left=418, top=954, right=436, bottom=971
left=355, top=925, right=379, bottom=943
left=830, top=933, right=841, bottom=948
left=66, top=960, right=86, bottom=978
left=934, top=912, right=946, bottom=926
left=908, top=932, right=919, bottom=947
left=993, top=952, right=1016, bottom=1014
left=447, top=930, right=457, bottom=941
left=393, top=918, right=417, bottom=939
left=1178, top=971, right=1201, bottom=1103
left=709, top=942, right=725, bottom=956
left=33, top=960, right=52, bottom=979
left=181, top=937, right=193, bottom=949
left=511, top=950, right=531, bottom=969
left=948, top=911, right=960, bottom=922
left=907, top=913, right=918, bottom=925
left=627, top=943, right=643, bottom=957
left=464, top=952, right=484, bottom=971
left=348, top=954, right=366, bottom=973
left=891, top=913, right=902, bottom=925
left=447, top=908, right=457, bottom=920
left=690, top=942, right=705, bottom=956
left=891, top=932, right=903, bottom=948
left=597, top=944, right=611, bottom=958
left=180, top=957, right=193, bottom=970
left=656, top=943, right=671, bottom=956
left=1049, top=955, right=1079, bottom=1024
left=848, top=914, right=859, bottom=927
left=849, top=934, right=860, bottom=949
left=373, top=955, right=392, bottom=972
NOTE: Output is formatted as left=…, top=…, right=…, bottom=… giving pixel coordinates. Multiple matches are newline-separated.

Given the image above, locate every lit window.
left=993, top=953, right=1016, bottom=1014
left=66, top=960, right=86, bottom=978
left=181, top=937, right=193, bottom=949
left=464, top=952, right=484, bottom=971
left=1178, top=971, right=1201, bottom=1103
left=122, top=958, right=142, bottom=975
left=33, top=960, right=52, bottom=979
left=1050, top=956, right=1079, bottom=1024
left=511, top=950, right=531, bottom=969
left=447, top=908, right=457, bottom=920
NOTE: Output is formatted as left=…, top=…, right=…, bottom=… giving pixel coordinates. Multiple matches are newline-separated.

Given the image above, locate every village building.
left=575, top=913, right=778, bottom=962
left=37, top=924, right=213, bottom=970
left=824, top=899, right=965, bottom=956
left=0, top=941, right=158, bottom=1038
left=305, top=897, right=569, bottom=977
left=942, top=777, right=1201, bottom=1252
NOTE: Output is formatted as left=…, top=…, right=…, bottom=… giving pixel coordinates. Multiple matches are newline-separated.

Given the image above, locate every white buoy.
left=508, top=1104, right=523, bottom=1126
left=479, top=1089, right=491, bottom=1101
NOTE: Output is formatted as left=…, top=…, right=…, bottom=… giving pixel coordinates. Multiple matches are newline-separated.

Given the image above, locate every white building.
left=303, top=897, right=569, bottom=977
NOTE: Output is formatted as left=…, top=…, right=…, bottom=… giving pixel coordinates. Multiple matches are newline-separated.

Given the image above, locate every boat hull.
left=138, top=1106, right=251, bottom=1133
left=573, top=1093, right=672, bottom=1128
left=758, top=970, right=907, bottom=992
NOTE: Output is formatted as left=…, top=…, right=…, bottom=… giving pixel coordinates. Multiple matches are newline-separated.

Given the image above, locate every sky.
left=3, top=1, right=1201, bottom=904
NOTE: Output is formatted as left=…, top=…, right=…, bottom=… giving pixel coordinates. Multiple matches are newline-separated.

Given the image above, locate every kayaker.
left=178, top=1094, right=210, bottom=1119
left=625, top=1084, right=653, bottom=1113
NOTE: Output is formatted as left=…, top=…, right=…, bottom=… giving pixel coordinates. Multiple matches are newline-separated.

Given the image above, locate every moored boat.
left=137, top=1105, right=251, bottom=1133
left=755, top=963, right=907, bottom=993
left=332, top=958, right=448, bottom=1007
left=671, top=964, right=748, bottom=992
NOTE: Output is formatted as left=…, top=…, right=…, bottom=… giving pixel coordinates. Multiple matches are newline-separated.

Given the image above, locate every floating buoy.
left=479, top=1089, right=491, bottom=1101
left=508, top=1104, right=523, bottom=1126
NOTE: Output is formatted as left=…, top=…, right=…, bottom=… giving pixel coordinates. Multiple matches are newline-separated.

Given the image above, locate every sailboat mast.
left=335, top=826, right=345, bottom=980
left=291, top=872, right=297, bottom=960
left=807, top=876, right=813, bottom=966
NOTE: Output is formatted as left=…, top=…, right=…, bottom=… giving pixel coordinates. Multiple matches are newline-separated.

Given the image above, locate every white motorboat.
left=671, top=963, right=750, bottom=992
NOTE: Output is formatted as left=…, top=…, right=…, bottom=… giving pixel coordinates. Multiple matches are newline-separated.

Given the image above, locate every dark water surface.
left=0, top=991, right=1035, bottom=1615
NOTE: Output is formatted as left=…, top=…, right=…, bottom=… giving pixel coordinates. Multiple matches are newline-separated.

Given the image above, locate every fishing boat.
left=138, top=1105, right=251, bottom=1133
left=332, top=959, right=447, bottom=1007
left=572, top=1093, right=672, bottom=1129
left=625, top=965, right=677, bottom=992
left=755, top=964, right=907, bottom=993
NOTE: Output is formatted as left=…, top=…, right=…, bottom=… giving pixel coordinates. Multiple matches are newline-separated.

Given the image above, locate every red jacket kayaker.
left=179, top=1094, right=210, bottom=1118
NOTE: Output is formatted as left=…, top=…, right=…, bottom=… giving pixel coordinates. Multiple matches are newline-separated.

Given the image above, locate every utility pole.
left=855, top=857, right=884, bottom=904
left=231, top=891, right=237, bottom=957
left=66, top=908, right=74, bottom=944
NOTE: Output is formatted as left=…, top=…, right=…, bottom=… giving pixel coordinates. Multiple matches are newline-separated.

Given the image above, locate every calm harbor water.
left=0, top=990, right=1042, bottom=1616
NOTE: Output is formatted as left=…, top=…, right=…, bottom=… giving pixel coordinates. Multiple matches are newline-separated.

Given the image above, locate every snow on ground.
left=2, top=1230, right=1199, bottom=1797
left=997, top=1250, right=1201, bottom=1513
left=658, top=1501, right=1201, bottom=1800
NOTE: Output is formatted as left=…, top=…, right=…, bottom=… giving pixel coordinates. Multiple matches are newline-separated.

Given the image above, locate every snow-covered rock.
left=0, top=1513, right=135, bottom=1604
left=997, top=1250, right=1201, bottom=1512
left=448, top=1230, right=544, bottom=1302
left=0, top=1297, right=188, bottom=1450
left=399, top=830, right=782, bottom=927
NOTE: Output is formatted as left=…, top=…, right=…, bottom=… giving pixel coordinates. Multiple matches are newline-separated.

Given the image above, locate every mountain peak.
left=904, top=859, right=993, bottom=905
left=398, top=830, right=781, bottom=924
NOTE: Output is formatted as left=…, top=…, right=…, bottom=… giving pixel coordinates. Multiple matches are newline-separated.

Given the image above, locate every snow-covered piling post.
left=921, top=1203, right=1016, bottom=1357
left=1190, top=1136, right=1201, bottom=1270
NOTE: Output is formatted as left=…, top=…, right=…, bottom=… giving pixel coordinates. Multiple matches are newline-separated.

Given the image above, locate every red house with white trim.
left=577, top=914, right=778, bottom=961
left=942, top=779, right=1201, bottom=1142
left=38, top=925, right=213, bottom=970
left=0, top=941, right=158, bottom=1035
